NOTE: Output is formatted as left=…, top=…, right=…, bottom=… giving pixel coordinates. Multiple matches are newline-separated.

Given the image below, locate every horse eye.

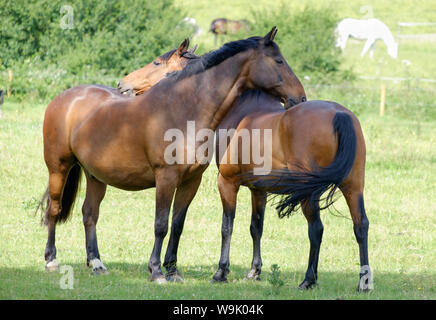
left=153, top=61, right=161, bottom=66
left=275, top=59, right=283, bottom=64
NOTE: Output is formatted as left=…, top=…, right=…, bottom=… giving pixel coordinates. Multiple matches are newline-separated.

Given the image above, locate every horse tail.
left=250, top=111, right=357, bottom=218
left=38, top=163, right=82, bottom=225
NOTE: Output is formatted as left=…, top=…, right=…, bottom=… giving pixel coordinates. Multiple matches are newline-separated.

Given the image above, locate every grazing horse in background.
left=210, top=18, right=250, bottom=44
left=117, top=38, right=197, bottom=96
left=211, top=91, right=371, bottom=292
left=39, top=38, right=198, bottom=273
left=40, top=27, right=306, bottom=283
left=336, top=18, right=398, bottom=59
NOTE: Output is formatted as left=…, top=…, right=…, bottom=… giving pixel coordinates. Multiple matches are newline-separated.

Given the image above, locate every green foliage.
left=204, top=4, right=352, bottom=82
left=249, top=4, right=350, bottom=82
left=0, top=0, right=190, bottom=100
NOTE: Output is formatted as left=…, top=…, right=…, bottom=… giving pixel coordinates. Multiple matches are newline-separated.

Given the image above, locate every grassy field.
left=0, top=0, right=435, bottom=300
left=0, top=97, right=435, bottom=299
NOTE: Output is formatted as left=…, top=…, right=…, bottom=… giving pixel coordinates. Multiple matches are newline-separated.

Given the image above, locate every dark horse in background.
left=210, top=18, right=250, bottom=44
left=39, top=28, right=306, bottom=283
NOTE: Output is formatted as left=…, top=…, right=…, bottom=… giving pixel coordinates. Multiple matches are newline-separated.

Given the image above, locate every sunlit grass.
left=0, top=99, right=435, bottom=299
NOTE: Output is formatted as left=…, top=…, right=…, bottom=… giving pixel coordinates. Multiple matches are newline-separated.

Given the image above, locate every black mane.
left=167, top=37, right=262, bottom=81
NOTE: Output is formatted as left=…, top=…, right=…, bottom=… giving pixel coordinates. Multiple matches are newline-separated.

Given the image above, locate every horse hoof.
left=152, top=276, right=168, bottom=284
left=246, top=270, right=261, bottom=281
left=166, top=273, right=184, bottom=283
left=298, top=280, right=316, bottom=290
left=45, top=259, right=59, bottom=272
left=89, top=258, right=108, bottom=275
left=211, top=276, right=228, bottom=283
left=356, top=284, right=373, bottom=293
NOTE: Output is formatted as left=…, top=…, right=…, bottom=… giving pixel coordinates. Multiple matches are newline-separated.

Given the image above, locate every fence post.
left=7, top=69, right=13, bottom=98
left=379, top=83, right=386, bottom=116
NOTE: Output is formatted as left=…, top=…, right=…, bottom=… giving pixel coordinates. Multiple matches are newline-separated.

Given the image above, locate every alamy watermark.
left=164, top=121, right=273, bottom=175
left=60, top=5, right=74, bottom=30
left=59, top=265, right=74, bottom=290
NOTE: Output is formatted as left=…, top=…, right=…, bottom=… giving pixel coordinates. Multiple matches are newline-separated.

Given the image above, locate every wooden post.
left=379, top=83, right=386, bottom=116
left=7, top=69, right=13, bottom=98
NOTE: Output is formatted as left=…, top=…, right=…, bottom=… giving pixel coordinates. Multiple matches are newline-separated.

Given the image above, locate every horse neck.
left=217, top=90, right=283, bottom=130
left=183, top=52, right=251, bottom=131
left=379, top=26, right=396, bottom=47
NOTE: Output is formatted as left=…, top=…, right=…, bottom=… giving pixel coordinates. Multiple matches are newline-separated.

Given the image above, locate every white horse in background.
left=336, top=18, right=398, bottom=59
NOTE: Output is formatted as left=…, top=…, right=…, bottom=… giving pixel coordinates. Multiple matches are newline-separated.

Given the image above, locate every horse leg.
left=342, top=189, right=372, bottom=292
left=212, top=174, right=239, bottom=282
left=246, top=189, right=266, bottom=281
left=298, top=198, right=324, bottom=290
left=44, top=165, right=73, bottom=271
left=82, top=172, right=107, bottom=275
left=148, top=169, right=179, bottom=283
left=361, top=38, right=374, bottom=57
left=369, top=42, right=375, bottom=59
left=163, top=175, right=202, bottom=282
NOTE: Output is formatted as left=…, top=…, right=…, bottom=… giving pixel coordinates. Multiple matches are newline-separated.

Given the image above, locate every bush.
left=250, top=5, right=352, bottom=82
left=0, top=0, right=191, bottom=100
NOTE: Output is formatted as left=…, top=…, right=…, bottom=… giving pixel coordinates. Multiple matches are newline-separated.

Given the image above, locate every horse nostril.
left=301, top=96, right=306, bottom=103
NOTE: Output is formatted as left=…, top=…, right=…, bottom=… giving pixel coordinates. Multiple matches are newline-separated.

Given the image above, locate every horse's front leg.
left=163, top=175, right=203, bottom=282
left=148, top=169, right=179, bottom=283
left=361, top=38, right=375, bottom=57
left=82, top=172, right=108, bottom=275
left=212, top=174, right=240, bottom=283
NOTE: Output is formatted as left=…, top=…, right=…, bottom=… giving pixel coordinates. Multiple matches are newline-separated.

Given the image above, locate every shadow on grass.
left=0, top=262, right=434, bottom=300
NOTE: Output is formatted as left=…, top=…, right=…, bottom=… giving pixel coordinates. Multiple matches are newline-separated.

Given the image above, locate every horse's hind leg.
left=246, top=189, right=266, bottom=281
left=342, top=188, right=372, bottom=292
left=299, top=198, right=324, bottom=290
left=163, top=175, right=202, bottom=282
left=82, top=172, right=107, bottom=275
left=44, top=163, right=74, bottom=271
left=212, top=174, right=240, bottom=283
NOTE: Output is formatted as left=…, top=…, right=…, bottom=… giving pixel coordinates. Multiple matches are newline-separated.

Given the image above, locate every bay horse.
left=210, top=18, right=250, bottom=44
left=40, top=27, right=306, bottom=283
left=211, top=90, right=371, bottom=291
left=39, top=38, right=200, bottom=273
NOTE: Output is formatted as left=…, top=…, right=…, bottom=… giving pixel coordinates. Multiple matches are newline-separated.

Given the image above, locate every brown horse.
left=39, top=38, right=198, bottom=274
left=40, top=27, right=306, bottom=283
left=210, top=18, right=250, bottom=44
left=117, top=39, right=197, bottom=96
left=211, top=90, right=371, bottom=291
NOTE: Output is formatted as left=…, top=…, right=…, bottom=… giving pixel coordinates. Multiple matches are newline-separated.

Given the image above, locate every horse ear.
left=264, top=26, right=278, bottom=45
left=177, top=38, right=190, bottom=56
left=188, top=44, right=198, bottom=54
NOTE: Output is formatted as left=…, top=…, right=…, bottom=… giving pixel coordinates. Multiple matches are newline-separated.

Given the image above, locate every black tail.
left=248, top=112, right=357, bottom=218
left=38, top=164, right=82, bottom=225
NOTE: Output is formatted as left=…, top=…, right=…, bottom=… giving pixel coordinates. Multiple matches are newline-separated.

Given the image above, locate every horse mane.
left=160, top=48, right=177, bottom=61
left=167, top=36, right=263, bottom=81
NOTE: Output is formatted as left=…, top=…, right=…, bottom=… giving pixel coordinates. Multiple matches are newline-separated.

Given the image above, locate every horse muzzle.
left=283, top=95, right=307, bottom=109
left=117, top=81, right=135, bottom=96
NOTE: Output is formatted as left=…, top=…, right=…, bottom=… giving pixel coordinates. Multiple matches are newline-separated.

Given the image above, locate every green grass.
left=0, top=95, right=435, bottom=299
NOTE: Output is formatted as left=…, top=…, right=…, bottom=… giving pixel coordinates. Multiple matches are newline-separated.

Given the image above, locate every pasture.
left=0, top=97, right=435, bottom=299
left=0, top=0, right=435, bottom=300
